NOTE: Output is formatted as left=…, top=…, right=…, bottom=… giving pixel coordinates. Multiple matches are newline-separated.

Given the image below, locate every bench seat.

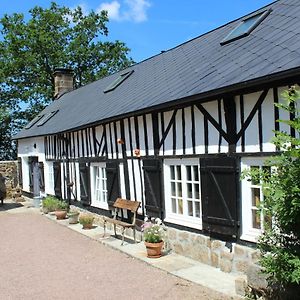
left=103, top=198, right=140, bottom=245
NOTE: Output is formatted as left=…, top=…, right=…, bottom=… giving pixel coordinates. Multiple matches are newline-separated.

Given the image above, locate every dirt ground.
left=0, top=205, right=238, bottom=300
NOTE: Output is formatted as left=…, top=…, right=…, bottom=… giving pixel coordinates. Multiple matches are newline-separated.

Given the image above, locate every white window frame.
left=164, top=158, right=202, bottom=230
left=241, top=157, right=269, bottom=243
left=90, top=163, right=108, bottom=210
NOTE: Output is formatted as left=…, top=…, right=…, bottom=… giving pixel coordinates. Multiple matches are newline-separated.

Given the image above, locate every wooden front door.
left=28, top=156, right=39, bottom=196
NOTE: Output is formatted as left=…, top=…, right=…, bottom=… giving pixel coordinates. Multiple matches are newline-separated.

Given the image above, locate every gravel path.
left=0, top=207, right=237, bottom=300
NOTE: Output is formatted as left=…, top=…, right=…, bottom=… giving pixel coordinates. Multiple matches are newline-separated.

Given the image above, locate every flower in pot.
left=67, top=209, right=80, bottom=224
left=79, top=213, right=94, bottom=229
left=42, top=196, right=59, bottom=214
left=142, top=217, right=166, bottom=258
left=54, top=200, right=69, bottom=220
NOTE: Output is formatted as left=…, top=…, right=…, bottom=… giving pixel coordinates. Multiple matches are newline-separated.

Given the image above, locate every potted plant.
left=42, top=196, right=59, bottom=214
left=142, top=217, right=166, bottom=258
left=79, top=213, right=94, bottom=229
left=54, top=200, right=69, bottom=220
left=68, top=209, right=80, bottom=224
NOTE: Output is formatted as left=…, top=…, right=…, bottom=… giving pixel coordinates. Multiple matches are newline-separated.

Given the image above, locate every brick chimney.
left=53, top=68, right=74, bottom=99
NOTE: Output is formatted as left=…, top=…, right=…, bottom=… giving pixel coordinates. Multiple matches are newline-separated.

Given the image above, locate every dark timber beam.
left=152, top=112, right=159, bottom=156
left=195, top=104, right=230, bottom=143
left=223, top=96, right=237, bottom=153
left=158, top=109, right=178, bottom=149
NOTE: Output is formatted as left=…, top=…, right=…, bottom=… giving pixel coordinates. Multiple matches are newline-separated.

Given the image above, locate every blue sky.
left=0, top=0, right=274, bottom=62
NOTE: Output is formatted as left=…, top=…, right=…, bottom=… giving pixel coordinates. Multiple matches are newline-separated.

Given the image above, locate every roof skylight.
left=24, top=115, right=44, bottom=129
left=220, top=9, right=271, bottom=45
left=36, top=110, right=58, bottom=127
left=104, top=70, right=134, bottom=93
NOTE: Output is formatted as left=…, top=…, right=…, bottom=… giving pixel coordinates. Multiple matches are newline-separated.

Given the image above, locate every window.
left=241, top=158, right=271, bottom=242
left=90, top=163, right=107, bottom=209
left=24, top=115, right=44, bottom=129
left=220, top=10, right=271, bottom=45
left=164, top=159, right=202, bottom=229
left=36, top=110, right=58, bottom=127
left=103, top=70, right=134, bottom=93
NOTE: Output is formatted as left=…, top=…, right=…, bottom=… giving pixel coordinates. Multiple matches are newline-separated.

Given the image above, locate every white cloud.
left=97, top=0, right=151, bottom=23
left=124, top=0, right=151, bottom=22
left=97, top=1, right=121, bottom=20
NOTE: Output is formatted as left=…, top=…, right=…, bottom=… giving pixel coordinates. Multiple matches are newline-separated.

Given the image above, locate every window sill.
left=91, top=201, right=109, bottom=210
left=240, top=230, right=261, bottom=243
left=164, top=215, right=202, bottom=230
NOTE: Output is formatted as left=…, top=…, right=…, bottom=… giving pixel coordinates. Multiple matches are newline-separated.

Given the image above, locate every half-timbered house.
left=15, top=0, right=300, bottom=273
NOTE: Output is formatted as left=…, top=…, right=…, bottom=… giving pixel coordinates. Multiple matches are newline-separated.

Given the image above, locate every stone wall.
left=0, top=160, right=18, bottom=198
left=166, top=227, right=260, bottom=275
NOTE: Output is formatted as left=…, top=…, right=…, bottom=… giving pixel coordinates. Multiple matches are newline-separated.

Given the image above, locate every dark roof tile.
left=15, top=0, right=300, bottom=139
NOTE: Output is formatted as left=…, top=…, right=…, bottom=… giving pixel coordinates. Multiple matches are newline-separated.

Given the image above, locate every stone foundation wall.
left=0, top=160, right=18, bottom=198
left=167, top=227, right=260, bottom=275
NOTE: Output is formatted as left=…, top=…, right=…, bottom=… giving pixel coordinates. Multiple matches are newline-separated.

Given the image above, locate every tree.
left=243, top=86, right=300, bottom=298
left=0, top=2, right=134, bottom=159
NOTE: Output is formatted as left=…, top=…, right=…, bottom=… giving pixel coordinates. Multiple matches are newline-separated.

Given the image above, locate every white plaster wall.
left=184, top=106, right=194, bottom=155
left=18, top=137, right=45, bottom=194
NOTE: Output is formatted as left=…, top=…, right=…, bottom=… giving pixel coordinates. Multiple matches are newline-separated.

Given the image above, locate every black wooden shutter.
left=106, top=161, right=120, bottom=207
left=143, top=158, right=163, bottom=218
left=38, top=162, right=45, bottom=192
left=79, top=162, right=91, bottom=205
left=18, top=157, right=23, bottom=189
left=200, top=156, right=239, bottom=237
left=53, top=162, right=62, bottom=198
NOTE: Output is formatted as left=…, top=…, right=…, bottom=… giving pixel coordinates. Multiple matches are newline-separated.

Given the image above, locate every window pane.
left=195, top=202, right=200, bottom=218
left=194, top=184, right=200, bottom=199
left=170, top=166, right=175, bottom=180
left=176, top=166, right=181, bottom=180
left=172, top=198, right=177, bottom=213
left=252, top=188, right=260, bottom=207
left=177, top=183, right=182, bottom=197
left=171, top=182, right=176, bottom=196
left=178, top=199, right=183, bottom=214
left=187, top=183, right=193, bottom=198
left=193, top=166, right=199, bottom=181
left=252, top=209, right=261, bottom=229
left=186, top=166, right=192, bottom=181
left=188, top=201, right=193, bottom=216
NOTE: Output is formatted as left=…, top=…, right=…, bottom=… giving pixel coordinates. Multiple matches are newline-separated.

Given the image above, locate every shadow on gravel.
left=0, top=202, right=23, bottom=211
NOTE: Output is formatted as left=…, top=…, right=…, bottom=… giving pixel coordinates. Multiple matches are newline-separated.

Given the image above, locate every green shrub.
left=243, top=86, right=300, bottom=295
left=42, top=196, right=60, bottom=212
left=79, top=213, right=94, bottom=225
left=42, top=197, right=68, bottom=211
left=55, top=200, right=69, bottom=211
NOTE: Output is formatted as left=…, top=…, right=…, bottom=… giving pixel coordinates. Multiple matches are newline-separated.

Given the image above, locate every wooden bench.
left=103, top=198, right=140, bottom=245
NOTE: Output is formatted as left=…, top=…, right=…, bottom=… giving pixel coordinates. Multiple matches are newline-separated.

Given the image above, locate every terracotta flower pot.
left=144, top=241, right=164, bottom=258
left=55, top=210, right=67, bottom=220
left=82, top=223, right=93, bottom=230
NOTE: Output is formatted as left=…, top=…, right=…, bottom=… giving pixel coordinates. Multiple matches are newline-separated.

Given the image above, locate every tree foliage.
left=244, top=86, right=300, bottom=296
left=0, top=2, right=134, bottom=159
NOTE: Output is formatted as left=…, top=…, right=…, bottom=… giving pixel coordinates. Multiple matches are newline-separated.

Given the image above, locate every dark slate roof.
left=15, top=0, right=300, bottom=139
